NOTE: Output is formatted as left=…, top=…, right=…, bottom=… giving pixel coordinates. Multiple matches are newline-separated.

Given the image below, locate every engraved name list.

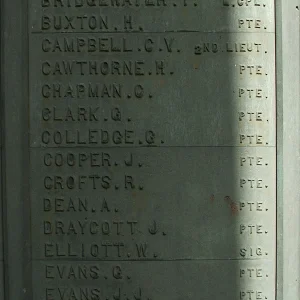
left=28, top=1, right=276, bottom=300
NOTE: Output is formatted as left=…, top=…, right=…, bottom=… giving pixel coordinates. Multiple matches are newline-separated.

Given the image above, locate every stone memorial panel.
left=3, top=0, right=278, bottom=299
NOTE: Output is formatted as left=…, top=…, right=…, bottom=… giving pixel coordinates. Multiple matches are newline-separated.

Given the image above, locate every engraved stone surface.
left=27, top=1, right=276, bottom=299
left=0, top=152, right=4, bottom=300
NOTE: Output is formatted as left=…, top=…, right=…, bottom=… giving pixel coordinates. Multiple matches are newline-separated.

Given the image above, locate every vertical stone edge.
left=0, top=0, right=5, bottom=298
left=276, top=0, right=300, bottom=299
left=1, top=0, right=31, bottom=299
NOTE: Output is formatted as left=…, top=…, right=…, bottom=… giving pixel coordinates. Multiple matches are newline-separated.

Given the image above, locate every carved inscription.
left=29, top=1, right=276, bottom=299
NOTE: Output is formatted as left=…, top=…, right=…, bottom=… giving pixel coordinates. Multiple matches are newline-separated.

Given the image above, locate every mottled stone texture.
left=1, top=0, right=281, bottom=299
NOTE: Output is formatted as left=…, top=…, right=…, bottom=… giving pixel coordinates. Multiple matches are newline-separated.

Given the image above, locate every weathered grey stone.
left=1, top=0, right=281, bottom=299
left=276, top=0, right=300, bottom=299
